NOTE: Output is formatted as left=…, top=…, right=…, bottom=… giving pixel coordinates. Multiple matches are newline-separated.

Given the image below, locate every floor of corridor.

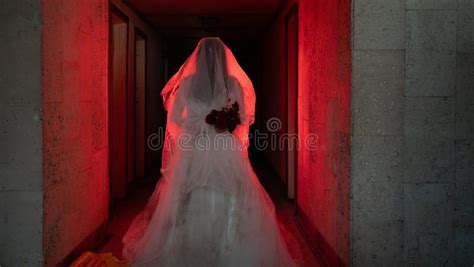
left=98, top=158, right=325, bottom=266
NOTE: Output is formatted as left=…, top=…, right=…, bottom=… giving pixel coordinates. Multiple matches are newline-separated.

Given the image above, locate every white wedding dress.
left=122, top=37, right=295, bottom=267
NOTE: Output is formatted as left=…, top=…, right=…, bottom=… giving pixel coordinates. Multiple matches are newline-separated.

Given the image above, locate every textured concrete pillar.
left=351, top=0, right=405, bottom=265
left=455, top=1, right=474, bottom=265
left=298, top=0, right=352, bottom=265
left=352, top=0, right=474, bottom=265
left=0, top=0, right=43, bottom=265
left=42, top=0, right=109, bottom=265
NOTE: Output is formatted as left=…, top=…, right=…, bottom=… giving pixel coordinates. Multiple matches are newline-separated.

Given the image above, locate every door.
left=109, top=7, right=128, bottom=200
left=134, top=29, right=147, bottom=179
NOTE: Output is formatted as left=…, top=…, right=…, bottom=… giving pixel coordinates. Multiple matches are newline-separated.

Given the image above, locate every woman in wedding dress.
left=122, top=37, right=295, bottom=267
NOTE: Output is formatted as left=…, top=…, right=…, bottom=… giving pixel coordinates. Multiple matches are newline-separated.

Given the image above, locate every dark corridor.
left=104, top=0, right=325, bottom=265
left=108, top=0, right=301, bottom=207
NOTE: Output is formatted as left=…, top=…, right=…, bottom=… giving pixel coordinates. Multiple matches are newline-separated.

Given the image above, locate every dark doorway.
left=109, top=6, right=129, bottom=201
left=134, top=29, right=147, bottom=179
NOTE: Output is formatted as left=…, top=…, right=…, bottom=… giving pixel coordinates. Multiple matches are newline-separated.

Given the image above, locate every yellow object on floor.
left=70, top=251, right=129, bottom=267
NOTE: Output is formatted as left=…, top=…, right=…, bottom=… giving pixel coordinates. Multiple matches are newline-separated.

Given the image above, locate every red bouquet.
left=205, top=99, right=241, bottom=133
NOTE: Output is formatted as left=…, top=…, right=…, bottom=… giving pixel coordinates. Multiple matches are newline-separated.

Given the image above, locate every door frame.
left=284, top=5, right=298, bottom=204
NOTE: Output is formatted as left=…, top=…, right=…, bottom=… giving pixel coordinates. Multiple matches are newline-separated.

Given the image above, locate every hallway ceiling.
left=124, top=0, right=285, bottom=41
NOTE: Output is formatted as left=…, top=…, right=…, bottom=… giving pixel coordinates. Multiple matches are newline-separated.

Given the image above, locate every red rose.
left=205, top=109, right=219, bottom=125
left=215, top=111, right=228, bottom=131
left=204, top=101, right=241, bottom=133
left=232, top=101, right=239, bottom=111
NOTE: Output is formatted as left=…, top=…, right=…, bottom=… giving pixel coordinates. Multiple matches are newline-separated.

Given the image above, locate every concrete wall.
left=0, top=1, right=44, bottom=265
left=298, top=0, right=352, bottom=266
left=41, top=0, right=164, bottom=265
left=42, top=0, right=109, bottom=265
left=260, top=3, right=352, bottom=265
left=351, top=0, right=474, bottom=265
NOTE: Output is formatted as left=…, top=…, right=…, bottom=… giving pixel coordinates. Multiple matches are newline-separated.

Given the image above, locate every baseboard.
left=296, top=206, right=347, bottom=267
left=57, top=220, right=108, bottom=266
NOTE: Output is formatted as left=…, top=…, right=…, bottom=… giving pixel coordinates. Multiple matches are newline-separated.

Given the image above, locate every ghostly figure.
left=122, top=37, right=295, bottom=267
